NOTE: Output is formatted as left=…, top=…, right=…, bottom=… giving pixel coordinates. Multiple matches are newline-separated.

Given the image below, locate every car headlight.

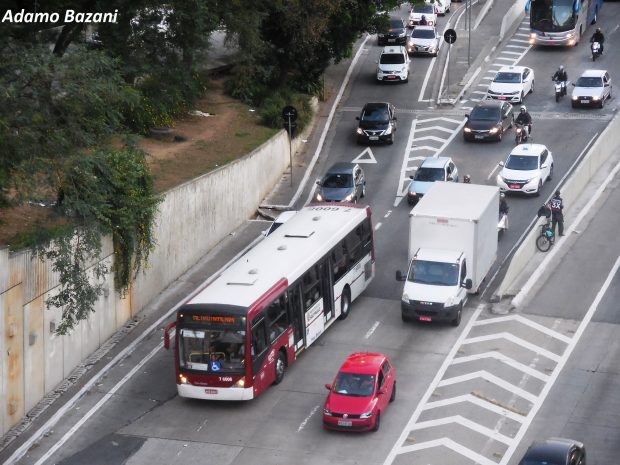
left=356, top=127, right=363, bottom=135
left=401, top=67, right=407, bottom=74
left=463, top=127, right=471, bottom=133
left=508, top=91, right=519, bottom=95
left=527, top=175, right=540, bottom=186
left=384, top=125, right=392, bottom=135
left=408, top=190, right=416, bottom=196
left=496, top=174, right=505, bottom=184
left=360, top=410, right=373, bottom=419
left=344, top=193, right=354, bottom=202
left=323, top=407, right=332, bottom=416
left=530, top=33, right=537, bottom=39
left=234, top=378, right=245, bottom=388
left=315, top=192, right=323, bottom=201
left=399, top=31, right=406, bottom=37
left=402, top=293, right=409, bottom=303
left=489, top=127, right=499, bottom=134
left=592, top=96, right=600, bottom=101
left=487, top=89, right=498, bottom=95
left=571, top=96, right=578, bottom=100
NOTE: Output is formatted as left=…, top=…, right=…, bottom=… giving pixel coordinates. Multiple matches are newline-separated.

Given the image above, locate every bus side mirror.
left=462, top=278, right=473, bottom=290
left=396, top=270, right=406, bottom=281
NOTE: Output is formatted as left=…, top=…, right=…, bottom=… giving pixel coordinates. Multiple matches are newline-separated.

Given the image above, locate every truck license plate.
left=419, top=316, right=432, bottom=322
left=338, top=420, right=352, bottom=427
left=369, top=136, right=379, bottom=140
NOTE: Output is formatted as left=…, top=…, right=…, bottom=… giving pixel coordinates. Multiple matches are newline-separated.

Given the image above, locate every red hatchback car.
left=323, top=352, right=396, bottom=432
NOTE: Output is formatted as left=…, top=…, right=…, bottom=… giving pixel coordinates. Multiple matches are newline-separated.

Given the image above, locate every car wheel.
left=388, top=135, right=394, bottom=145
left=451, top=304, right=462, bottom=327
left=402, top=311, right=412, bottom=322
left=273, top=351, right=286, bottom=385
left=600, top=96, right=605, bottom=109
left=338, top=287, right=351, bottom=320
left=390, top=382, right=396, bottom=402
left=548, top=163, right=554, bottom=181
left=520, top=91, right=525, bottom=103
left=535, top=180, right=543, bottom=197
left=530, top=80, right=534, bottom=93
left=373, top=411, right=381, bottom=432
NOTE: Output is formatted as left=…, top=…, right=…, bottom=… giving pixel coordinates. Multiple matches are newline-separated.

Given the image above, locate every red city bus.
left=164, top=204, right=375, bottom=400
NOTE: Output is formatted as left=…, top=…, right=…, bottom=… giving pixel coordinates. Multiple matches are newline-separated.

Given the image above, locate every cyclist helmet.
left=520, top=105, right=527, bottom=112
left=555, top=190, right=561, bottom=197
left=463, top=174, right=471, bottom=183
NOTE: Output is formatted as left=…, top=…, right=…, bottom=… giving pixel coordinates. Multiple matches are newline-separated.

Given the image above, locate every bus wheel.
left=338, top=287, right=351, bottom=320
left=274, top=351, right=286, bottom=384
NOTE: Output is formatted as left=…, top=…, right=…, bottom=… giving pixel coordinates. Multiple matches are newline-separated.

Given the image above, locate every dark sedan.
left=356, top=102, right=397, bottom=145
left=518, top=438, right=586, bottom=465
left=378, top=17, right=407, bottom=45
left=463, top=101, right=513, bottom=142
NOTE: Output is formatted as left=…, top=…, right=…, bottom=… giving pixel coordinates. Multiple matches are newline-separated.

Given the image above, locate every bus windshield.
left=530, top=0, right=576, bottom=32
left=179, top=327, right=247, bottom=373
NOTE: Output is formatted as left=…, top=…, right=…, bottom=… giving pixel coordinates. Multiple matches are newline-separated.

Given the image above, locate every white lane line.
left=423, top=394, right=525, bottom=422
left=411, top=415, right=514, bottom=445
left=506, top=45, right=528, bottom=49
left=515, top=33, right=529, bottom=37
left=364, top=321, right=380, bottom=339
left=501, top=51, right=524, bottom=56
left=413, top=135, right=448, bottom=143
left=473, top=315, right=572, bottom=344
left=511, top=39, right=531, bottom=43
left=33, top=344, right=162, bottom=465
left=471, top=98, right=481, bottom=102
left=297, top=405, right=320, bottom=432
left=487, top=163, right=500, bottom=180
left=452, top=351, right=551, bottom=381
left=398, top=438, right=499, bottom=465
left=418, top=56, right=438, bottom=102
left=438, top=371, right=539, bottom=403
left=394, top=119, right=418, bottom=207
left=415, top=125, right=457, bottom=134
left=477, top=83, right=488, bottom=87
left=384, top=210, right=392, bottom=218
left=471, top=90, right=487, bottom=95
left=374, top=222, right=382, bottom=231
left=496, top=56, right=516, bottom=61
left=381, top=304, right=486, bottom=465
left=463, top=333, right=562, bottom=362
left=500, top=256, right=620, bottom=465
left=461, top=106, right=474, bottom=110
left=411, top=145, right=440, bottom=152
left=298, top=34, right=371, bottom=207
left=417, top=117, right=464, bottom=125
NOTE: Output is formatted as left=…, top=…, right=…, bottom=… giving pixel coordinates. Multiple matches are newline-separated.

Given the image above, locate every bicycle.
left=535, top=221, right=555, bottom=252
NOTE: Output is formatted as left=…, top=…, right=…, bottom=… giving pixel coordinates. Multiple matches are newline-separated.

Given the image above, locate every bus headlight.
left=234, top=378, right=245, bottom=388
left=179, top=374, right=188, bottom=384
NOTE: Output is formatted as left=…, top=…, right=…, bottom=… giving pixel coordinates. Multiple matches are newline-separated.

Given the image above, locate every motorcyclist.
left=463, top=174, right=471, bottom=184
left=419, top=15, right=428, bottom=26
left=552, top=65, right=568, bottom=95
left=515, top=106, right=532, bottom=139
left=499, top=193, right=509, bottom=216
left=590, top=27, right=604, bottom=54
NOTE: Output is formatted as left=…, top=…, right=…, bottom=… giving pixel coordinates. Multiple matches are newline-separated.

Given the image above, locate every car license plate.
left=498, top=96, right=506, bottom=100
left=369, top=136, right=379, bottom=140
left=387, top=75, right=396, bottom=79
left=419, top=315, right=432, bottom=322
left=204, top=388, right=218, bottom=394
left=509, top=184, right=521, bottom=189
left=475, top=135, right=484, bottom=139
left=338, top=420, right=353, bottom=427
left=548, top=41, right=555, bottom=45
left=580, top=100, right=589, bottom=104
left=388, top=38, right=395, bottom=42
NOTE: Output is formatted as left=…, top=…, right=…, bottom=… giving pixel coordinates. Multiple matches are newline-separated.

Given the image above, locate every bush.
left=259, top=90, right=313, bottom=134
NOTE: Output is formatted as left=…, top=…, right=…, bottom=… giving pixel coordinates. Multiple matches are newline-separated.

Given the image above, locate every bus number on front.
left=219, top=376, right=232, bottom=382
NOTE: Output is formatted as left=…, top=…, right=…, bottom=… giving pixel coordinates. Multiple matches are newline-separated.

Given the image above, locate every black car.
left=356, top=102, right=397, bottom=145
left=463, top=101, right=513, bottom=142
left=314, top=163, right=366, bottom=203
left=518, top=438, right=586, bottom=465
left=378, top=17, right=407, bottom=45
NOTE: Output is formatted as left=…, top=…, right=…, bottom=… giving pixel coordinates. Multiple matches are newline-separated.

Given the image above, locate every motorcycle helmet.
left=520, top=105, right=527, bottom=112
left=596, top=28, right=601, bottom=33
left=463, top=174, right=471, bottom=184
left=559, top=65, right=564, bottom=71
left=500, top=193, right=505, bottom=199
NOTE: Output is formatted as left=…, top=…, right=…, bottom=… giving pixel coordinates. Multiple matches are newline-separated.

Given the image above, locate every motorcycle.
left=514, top=123, right=528, bottom=145
left=552, top=77, right=567, bottom=102
left=498, top=212, right=509, bottom=238
left=591, top=41, right=601, bottom=61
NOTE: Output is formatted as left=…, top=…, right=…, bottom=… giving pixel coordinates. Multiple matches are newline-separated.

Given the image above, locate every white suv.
left=496, top=144, right=554, bottom=196
left=376, top=46, right=410, bottom=83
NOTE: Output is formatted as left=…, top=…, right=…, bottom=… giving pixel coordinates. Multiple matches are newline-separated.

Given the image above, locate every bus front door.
left=288, top=284, right=305, bottom=352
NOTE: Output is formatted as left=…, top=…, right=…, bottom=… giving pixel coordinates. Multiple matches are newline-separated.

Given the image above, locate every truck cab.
left=397, top=248, right=471, bottom=326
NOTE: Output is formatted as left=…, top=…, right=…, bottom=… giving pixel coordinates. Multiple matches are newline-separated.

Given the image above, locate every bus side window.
left=266, top=294, right=289, bottom=342
left=360, top=218, right=372, bottom=255
left=251, top=316, right=268, bottom=358
left=302, top=264, right=322, bottom=309
left=345, top=229, right=362, bottom=267
left=331, top=243, right=347, bottom=282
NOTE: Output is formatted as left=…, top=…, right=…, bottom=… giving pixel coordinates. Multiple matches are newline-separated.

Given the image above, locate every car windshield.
left=408, top=260, right=459, bottom=286
left=380, top=53, right=405, bottom=64
left=575, top=76, right=603, bottom=87
left=178, top=327, right=247, bottom=373
left=389, top=19, right=403, bottom=28
left=361, top=107, right=389, bottom=122
left=505, top=155, right=539, bottom=170
left=411, top=29, right=435, bottom=39
left=413, top=5, right=434, bottom=13
left=494, top=72, right=521, bottom=83
left=470, top=106, right=501, bottom=121
left=414, top=167, right=445, bottom=182
left=323, top=173, right=353, bottom=188
left=333, top=373, right=376, bottom=397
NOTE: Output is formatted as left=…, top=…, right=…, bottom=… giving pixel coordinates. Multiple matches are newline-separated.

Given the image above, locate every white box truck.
left=396, top=182, right=498, bottom=326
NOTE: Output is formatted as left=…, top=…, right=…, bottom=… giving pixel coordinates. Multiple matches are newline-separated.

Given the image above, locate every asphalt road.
left=4, top=4, right=620, bottom=465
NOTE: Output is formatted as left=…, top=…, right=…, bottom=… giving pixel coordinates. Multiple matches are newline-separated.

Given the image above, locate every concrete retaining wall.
left=496, top=111, right=620, bottom=299
left=0, top=98, right=317, bottom=438
left=500, top=0, right=528, bottom=41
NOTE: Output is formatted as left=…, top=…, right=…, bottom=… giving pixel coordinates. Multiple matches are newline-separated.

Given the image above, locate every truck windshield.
left=408, top=260, right=459, bottom=286
left=178, top=327, right=246, bottom=373
left=530, top=0, right=575, bottom=32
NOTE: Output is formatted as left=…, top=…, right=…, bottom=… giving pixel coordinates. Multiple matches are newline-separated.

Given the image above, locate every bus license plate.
left=338, top=420, right=353, bottom=427
left=369, top=136, right=379, bottom=140
left=204, top=388, right=218, bottom=395
left=419, top=316, right=432, bottom=322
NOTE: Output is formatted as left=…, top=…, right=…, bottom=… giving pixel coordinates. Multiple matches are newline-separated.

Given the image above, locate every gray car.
left=315, top=163, right=366, bottom=203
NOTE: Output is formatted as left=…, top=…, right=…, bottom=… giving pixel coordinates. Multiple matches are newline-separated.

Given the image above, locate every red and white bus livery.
left=164, top=204, right=375, bottom=400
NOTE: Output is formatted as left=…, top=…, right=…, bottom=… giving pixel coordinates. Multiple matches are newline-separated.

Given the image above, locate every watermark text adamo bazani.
left=2, top=9, right=119, bottom=23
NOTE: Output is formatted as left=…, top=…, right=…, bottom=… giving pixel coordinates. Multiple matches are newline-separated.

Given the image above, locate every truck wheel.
left=451, top=304, right=462, bottom=327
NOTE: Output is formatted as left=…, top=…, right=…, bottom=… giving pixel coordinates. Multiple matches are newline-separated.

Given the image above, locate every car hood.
left=326, top=393, right=375, bottom=415
left=466, top=119, right=500, bottom=130
left=319, top=187, right=354, bottom=201
left=408, top=180, right=436, bottom=195
left=403, top=280, right=459, bottom=302
left=500, top=167, right=539, bottom=181
left=408, top=38, right=437, bottom=47
left=572, top=86, right=605, bottom=97
left=378, top=63, right=407, bottom=73
left=359, top=120, right=389, bottom=130
left=488, top=82, right=522, bottom=93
